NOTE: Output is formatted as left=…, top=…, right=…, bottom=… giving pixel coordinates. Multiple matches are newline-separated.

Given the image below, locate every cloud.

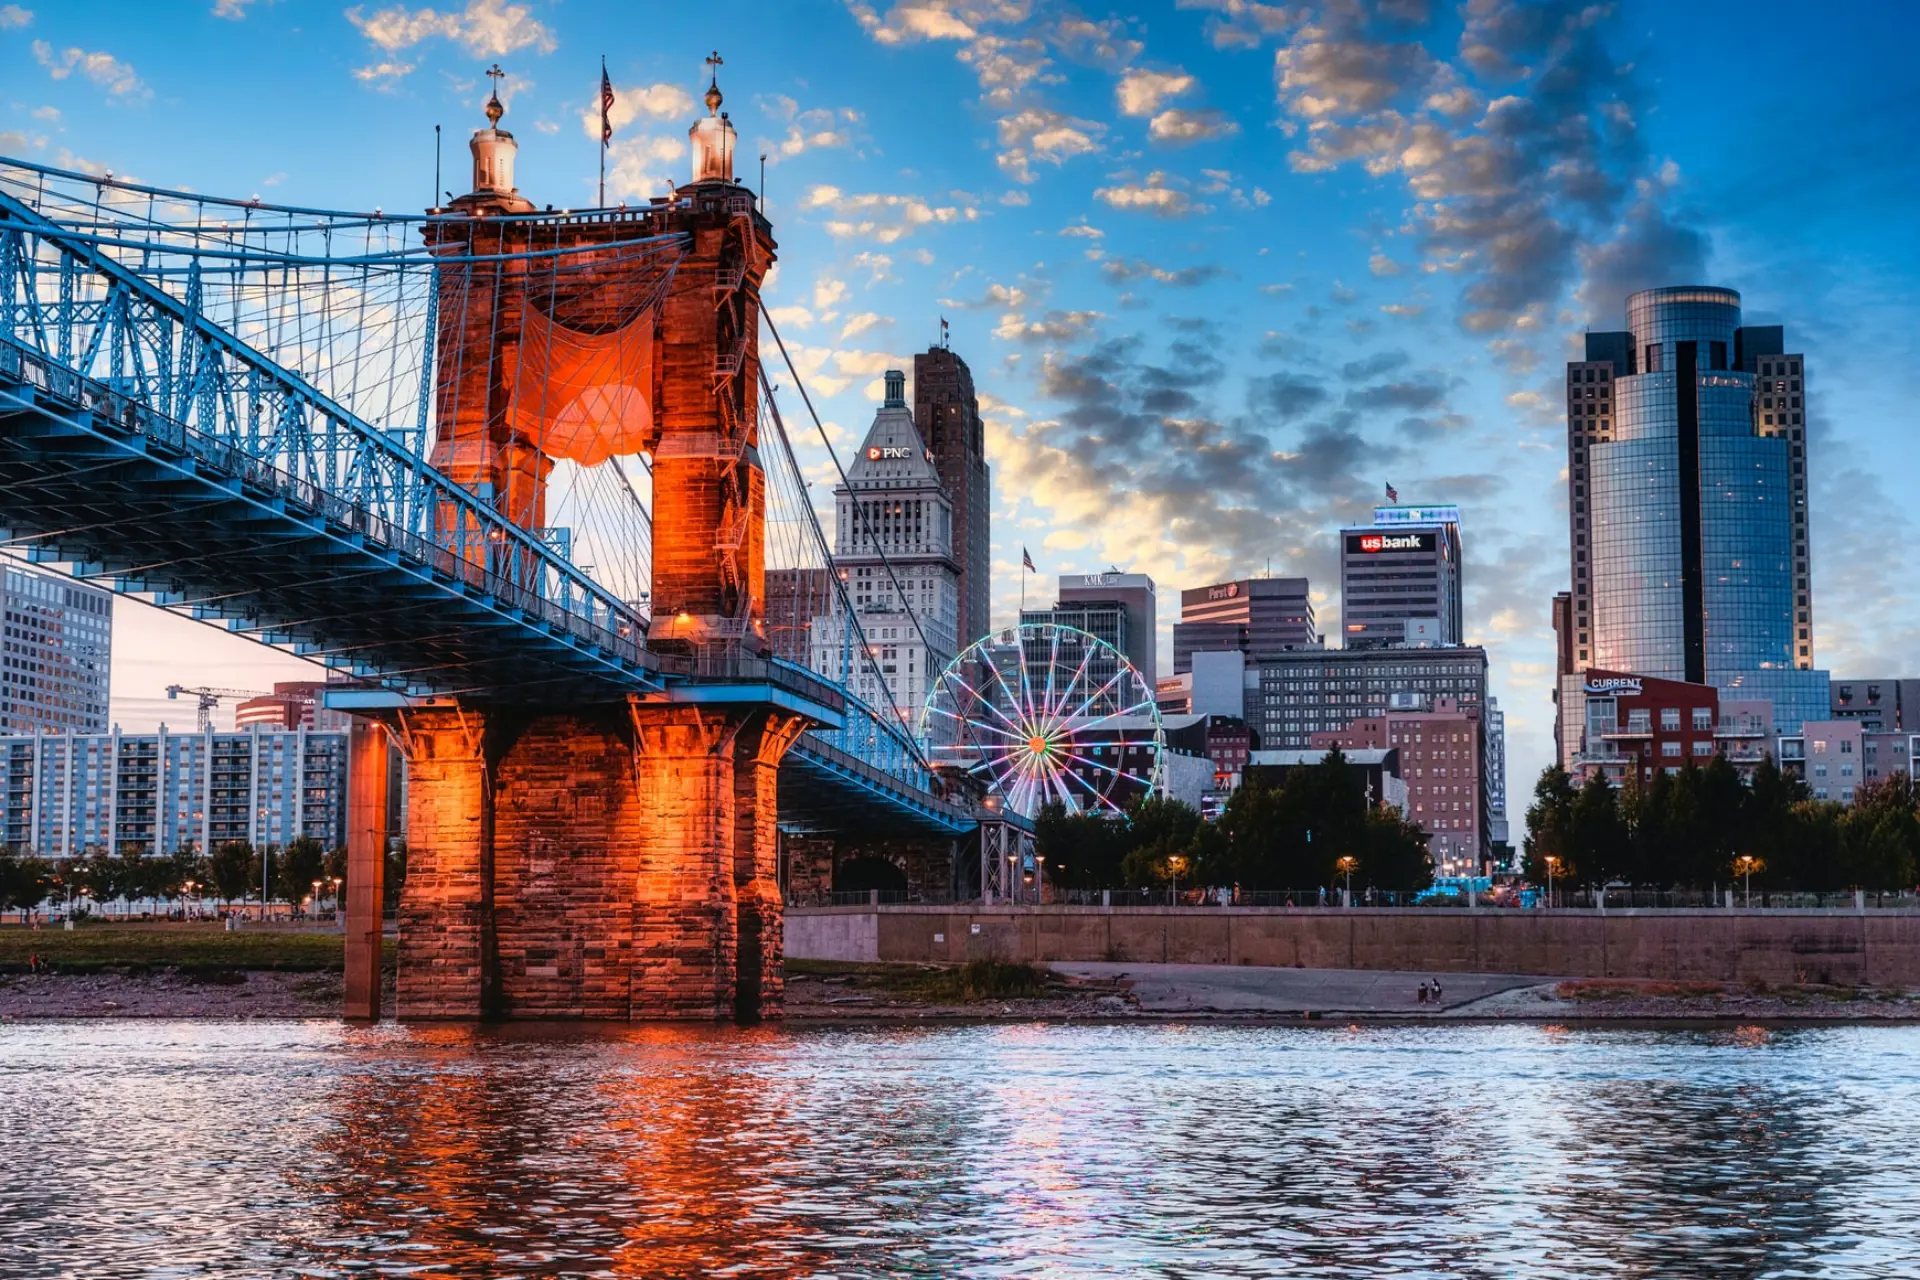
left=30, top=105, right=59, bottom=122
left=581, top=82, right=694, bottom=140
left=1176, top=0, right=1299, bottom=50
left=1249, top=373, right=1329, bottom=420
left=944, top=282, right=1031, bottom=309
left=212, top=0, right=254, bottom=16
left=1116, top=68, right=1195, bottom=116
left=0, top=5, right=29, bottom=27
left=1058, top=221, right=1103, bottom=239
left=850, top=252, right=894, bottom=282
left=1149, top=108, right=1239, bottom=144
left=996, top=106, right=1103, bottom=182
left=32, top=41, right=146, bottom=97
left=1340, top=351, right=1409, bottom=381
left=1268, top=0, right=1708, bottom=355
left=846, top=0, right=992, bottom=44
left=1100, top=257, right=1226, bottom=287
left=352, top=60, right=415, bottom=86
left=994, top=309, right=1104, bottom=343
left=804, top=185, right=979, bottom=242
left=346, top=0, right=555, bottom=62
left=601, top=134, right=687, bottom=200
left=994, top=327, right=1390, bottom=600
left=1094, top=171, right=1200, bottom=217
left=767, top=304, right=815, bottom=331
left=840, top=312, right=887, bottom=341
left=814, top=277, right=849, bottom=310
left=759, top=94, right=860, bottom=158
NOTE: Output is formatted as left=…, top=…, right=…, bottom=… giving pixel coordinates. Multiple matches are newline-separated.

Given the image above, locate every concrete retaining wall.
left=785, top=906, right=1920, bottom=986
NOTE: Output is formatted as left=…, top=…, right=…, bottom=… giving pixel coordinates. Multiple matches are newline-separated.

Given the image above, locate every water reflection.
left=0, top=1021, right=1916, bottom=1277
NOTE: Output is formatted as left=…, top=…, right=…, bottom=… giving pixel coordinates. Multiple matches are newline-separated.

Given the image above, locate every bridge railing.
left=0, top=184, right=663, bottom=692
left=0, top=331, right=668, bottom=687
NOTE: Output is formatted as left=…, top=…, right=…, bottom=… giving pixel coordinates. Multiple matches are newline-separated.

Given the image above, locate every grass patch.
left=0, top=923, right=394, bottom=974
left=786, top=958, right=1055, bottom=1004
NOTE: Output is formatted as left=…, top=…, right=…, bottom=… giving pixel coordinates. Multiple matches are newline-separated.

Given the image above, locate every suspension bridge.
left=0, top=72, right=1022, bottom=1021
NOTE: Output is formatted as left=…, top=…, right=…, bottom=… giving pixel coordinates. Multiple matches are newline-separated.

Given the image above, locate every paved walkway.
left=1050, top=961, right=1553, bottom=1015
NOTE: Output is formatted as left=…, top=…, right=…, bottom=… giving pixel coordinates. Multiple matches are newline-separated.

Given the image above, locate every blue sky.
left=4, top=0, right=1918, bottom=805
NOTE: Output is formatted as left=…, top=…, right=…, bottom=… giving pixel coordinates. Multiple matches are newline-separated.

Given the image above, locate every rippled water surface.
left=3, top=1020, right=1919, bottom=1277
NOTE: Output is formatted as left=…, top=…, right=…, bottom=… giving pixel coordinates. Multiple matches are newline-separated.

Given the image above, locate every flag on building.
left=599, top=59, right=615, bottom=147
left=1385, top=481, right=1399, bottom=503
left=1022, top=546, right=1035, bottom=572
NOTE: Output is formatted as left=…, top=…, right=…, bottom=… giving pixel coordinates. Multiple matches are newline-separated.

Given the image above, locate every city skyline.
left=3, top=0, right=1916, bottom=813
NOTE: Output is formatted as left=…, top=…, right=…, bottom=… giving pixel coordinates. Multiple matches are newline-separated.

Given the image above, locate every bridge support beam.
left=388, top=700, right=805, bottom=1020
left=343, top=718, right=391, bottom=1021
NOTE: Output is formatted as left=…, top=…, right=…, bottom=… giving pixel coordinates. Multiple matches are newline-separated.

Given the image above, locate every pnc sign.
left=866, top=445, right=915, bottom=460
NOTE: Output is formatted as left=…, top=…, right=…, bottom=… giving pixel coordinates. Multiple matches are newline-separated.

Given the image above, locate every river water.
left=1, top=1020, right=1917, bottom=1278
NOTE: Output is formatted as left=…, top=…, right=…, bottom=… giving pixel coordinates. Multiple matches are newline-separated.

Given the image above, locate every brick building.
left=1310, top=697, right=1485, bottom=871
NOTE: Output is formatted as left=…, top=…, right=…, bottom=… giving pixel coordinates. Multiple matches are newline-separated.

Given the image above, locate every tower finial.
left=484, top=63, right=506, bottom=127
left=704, top=50, right=724, bottom=115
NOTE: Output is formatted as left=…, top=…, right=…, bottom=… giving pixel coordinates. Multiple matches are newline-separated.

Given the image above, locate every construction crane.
left=164, top=684, right=312, bottom=731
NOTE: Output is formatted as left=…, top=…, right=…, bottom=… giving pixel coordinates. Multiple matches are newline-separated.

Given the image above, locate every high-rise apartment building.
left=1484, top=695, right=1508, bottom=852
left=809, top=372, right=960, bottom=713
left=1172, top=577, right=1317, bottom=673
left=913, top=346, right=992, bottom=649
left=1560, top=286, right=1828, bottom=744
left=0, top=725, right=348, bottom=855
left=1340, top=505, right=1463, bottom=649
left=1, top=563, right=112, bottom=736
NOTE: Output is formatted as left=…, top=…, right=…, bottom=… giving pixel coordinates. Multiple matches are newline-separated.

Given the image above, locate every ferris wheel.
left=918, top=622, right=1164, bottom=819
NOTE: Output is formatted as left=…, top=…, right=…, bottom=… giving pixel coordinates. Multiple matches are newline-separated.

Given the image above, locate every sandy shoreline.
left=4, top=964, right=1919, bottom=1023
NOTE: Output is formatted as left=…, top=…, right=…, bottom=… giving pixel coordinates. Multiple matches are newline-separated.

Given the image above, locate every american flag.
left=600, top=60, right=615, bottom=148
left=1385, top=481, right=1398, bottom=503
left=1022, top=546, right=1035, bottom=572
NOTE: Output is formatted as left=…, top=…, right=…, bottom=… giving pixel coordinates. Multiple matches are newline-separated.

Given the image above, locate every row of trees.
left=0, top=838, right=407, bottom=915
left=1524, top=757, right=1920, bottom=891
left=1037, top=748, right=1435, bottom=892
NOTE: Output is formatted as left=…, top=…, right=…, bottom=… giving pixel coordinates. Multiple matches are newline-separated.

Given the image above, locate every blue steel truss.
left=0, top=160, right=976, bottom=837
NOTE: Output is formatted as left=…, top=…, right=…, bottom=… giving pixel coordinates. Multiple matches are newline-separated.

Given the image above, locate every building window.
left=1660, top=708, right=1680, bottom=731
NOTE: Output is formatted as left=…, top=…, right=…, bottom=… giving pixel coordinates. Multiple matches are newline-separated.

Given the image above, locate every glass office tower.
left=1565, top=286, right=1827, bottom=737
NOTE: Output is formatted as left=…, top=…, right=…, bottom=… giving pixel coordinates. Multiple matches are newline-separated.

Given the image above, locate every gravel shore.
left=5, top=966, right=1916, bottom=1022
left=0, top=969, right=347, bottom=1019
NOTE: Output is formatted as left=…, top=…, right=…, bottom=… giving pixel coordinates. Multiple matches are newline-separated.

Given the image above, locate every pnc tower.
left=1559, top=286, right=1827, bottom=757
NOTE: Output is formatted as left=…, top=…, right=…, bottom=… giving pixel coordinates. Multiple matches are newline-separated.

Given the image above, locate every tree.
left=1033, top=804, right=1130, bottom=889
left=1522, top=765, right=1577, bottom=883
left=1838, top=774, right=1920, bottom=891
left=0, top=849, right=53, bottom=914
left=1568, top=773, right=1627, bottom=884
left=207, top=840, right=258, bottom=907
left=1358, top=807, right=1433, bottom=891
left=277, top=835, right=328, bottom=909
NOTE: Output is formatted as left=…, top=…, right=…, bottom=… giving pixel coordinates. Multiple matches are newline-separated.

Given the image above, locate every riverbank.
left=5, top=943, right=1917, bottom=1022
left=783, top=960, right=1920, bottom=1023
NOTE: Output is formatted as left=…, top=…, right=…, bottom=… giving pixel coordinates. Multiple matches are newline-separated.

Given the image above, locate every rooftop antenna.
left=433, top=124, right=441, bottom=209
left=759, top=152, right=767, bottom=204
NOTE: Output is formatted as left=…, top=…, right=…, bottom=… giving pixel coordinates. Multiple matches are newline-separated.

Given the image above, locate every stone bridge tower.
left=347, top=67, right=804, bottom=1024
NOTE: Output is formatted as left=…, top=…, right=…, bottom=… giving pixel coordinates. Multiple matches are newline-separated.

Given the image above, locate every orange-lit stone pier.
left=358, top=703, right=807, bottom=1020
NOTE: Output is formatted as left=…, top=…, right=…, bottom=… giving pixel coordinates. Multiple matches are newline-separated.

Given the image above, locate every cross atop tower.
left=704, top=51, right=724, bottom=115
left=484, top=63, right=506, bottom=127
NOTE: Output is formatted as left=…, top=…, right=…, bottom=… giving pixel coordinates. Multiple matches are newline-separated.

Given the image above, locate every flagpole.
left=598, top=55, right=607, bottom=208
